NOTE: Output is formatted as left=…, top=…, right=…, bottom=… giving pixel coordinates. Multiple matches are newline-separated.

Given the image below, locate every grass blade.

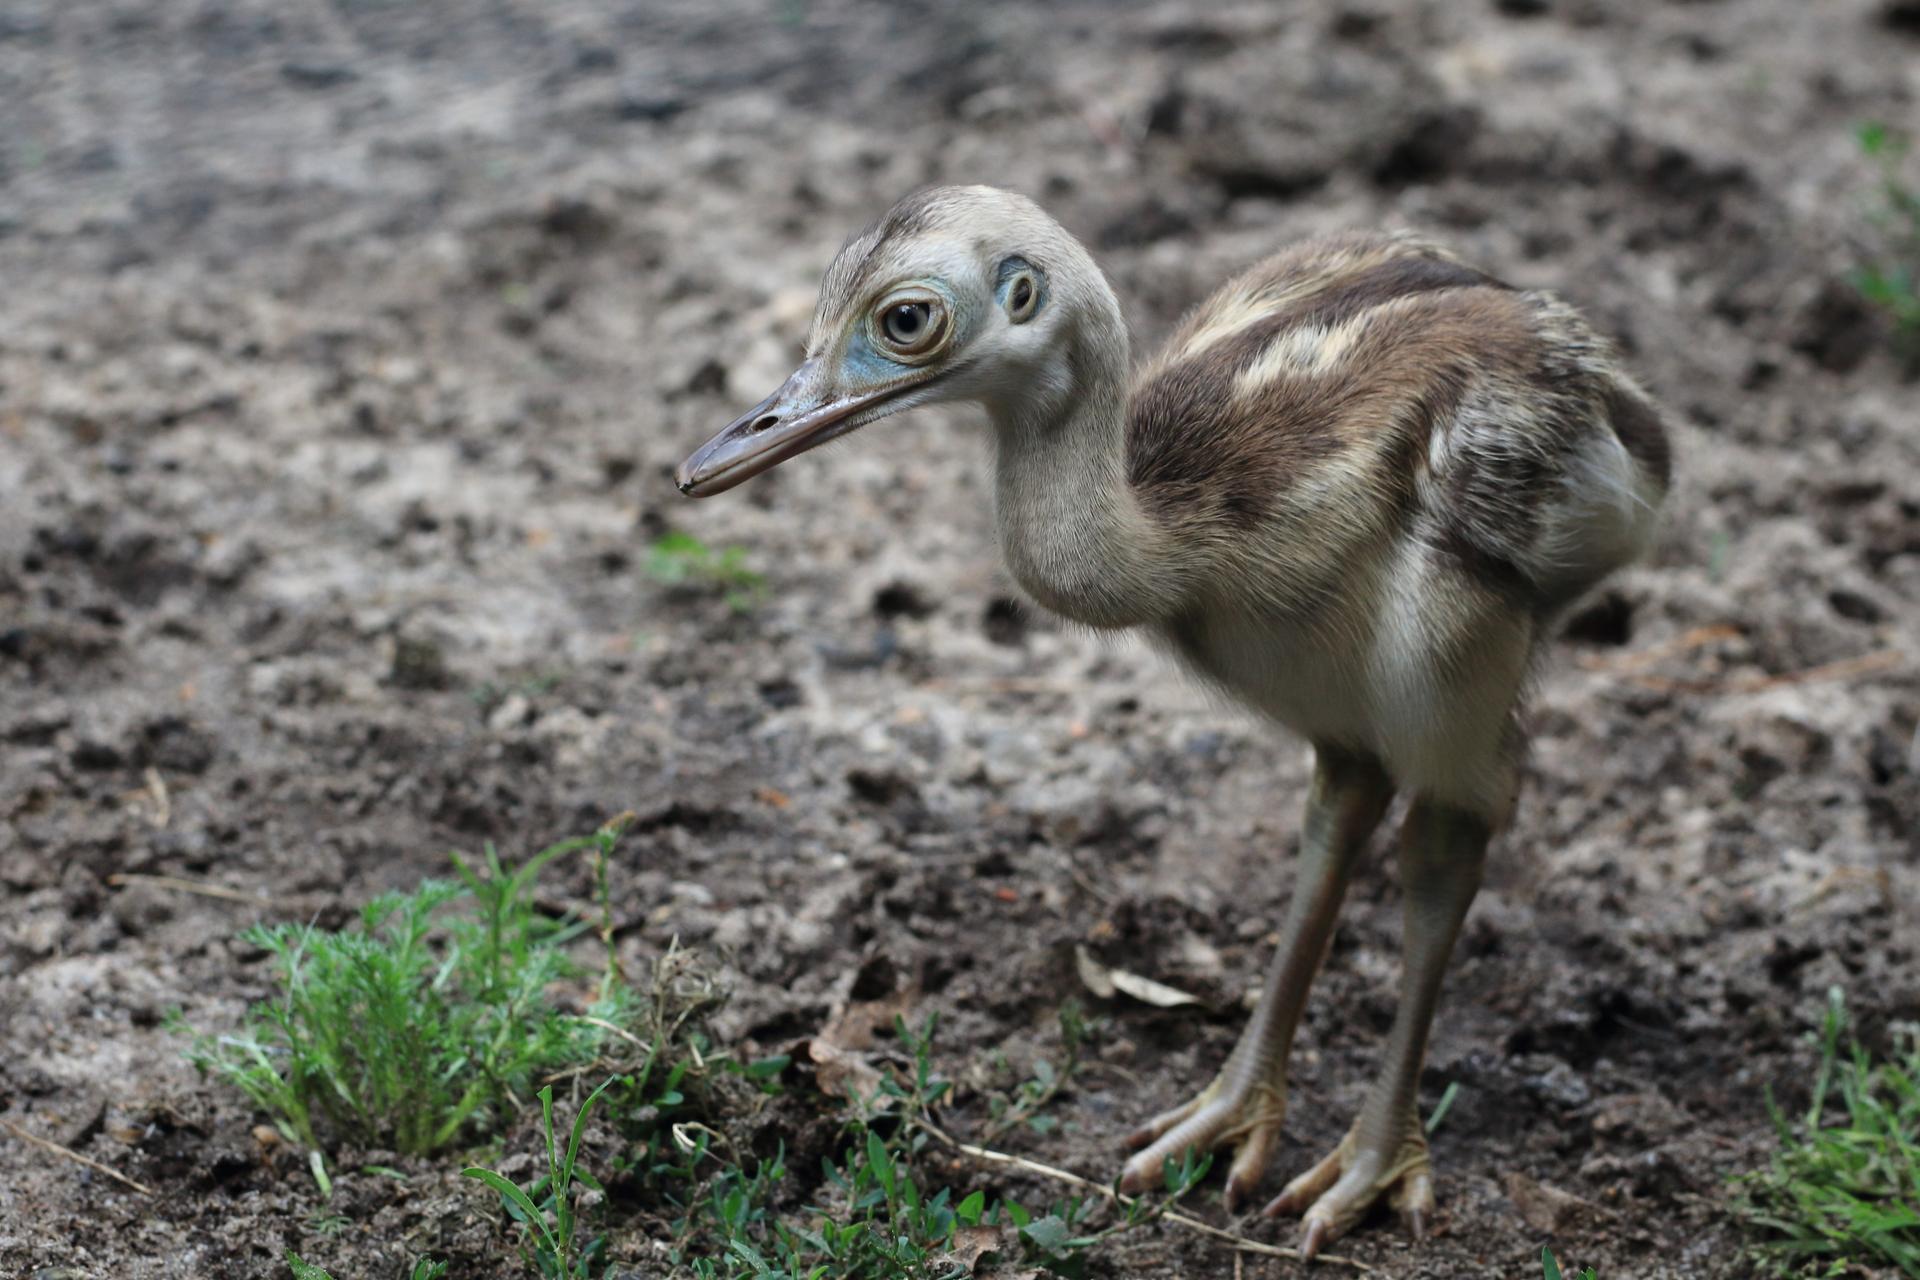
left=462, top=1167, right=560, bottom=1258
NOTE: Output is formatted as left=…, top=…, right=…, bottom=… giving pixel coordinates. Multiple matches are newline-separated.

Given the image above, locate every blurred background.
left=1, top=1, right=1915, bottom=1276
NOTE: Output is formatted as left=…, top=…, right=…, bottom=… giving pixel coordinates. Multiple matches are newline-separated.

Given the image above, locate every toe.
left=1303, top=1165, right=1380, bottom=1243
left=1123, top=1096, right=1203, bottom=1152
left=1117, top=1147, right=1162, bottom=1195
left=1263, top=1142, right=1344, bottom=1218
left=1392, top=1166, right=1436, bottom=1239
left=1222, top=1120, right=1281, bottom=1211
left=1119, top=1104, right=1220, bottom=1193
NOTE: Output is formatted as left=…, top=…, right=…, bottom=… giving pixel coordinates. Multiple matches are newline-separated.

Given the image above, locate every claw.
left=1116, top=1155, right=1154, bottom=1196
left=1300, top=1217, right=1331, bottom=1262
left=1223, top=1175, right=1251, bottom=1213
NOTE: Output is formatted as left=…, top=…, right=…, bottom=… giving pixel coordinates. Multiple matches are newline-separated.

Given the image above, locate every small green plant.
left=284, top=1255, right=327, bottom=1280
left=181, top=824, right=636, bottom=1156
left=1542, top=1248, right=1597, bottom=1280
left=465, top=1077, right=622, bottom=1279
left=668, top=1014, right=1209, bottom=1279
left=1735, top=987, right=1920, bottom=1276
left=1425, top=1080, right=1462, bottom=1135
left=286, top=1253, right=446, bottom=1279
left=980, top=1000, right=1090, bottom=1144
left=1854, top=122, right=1920, bottom=359
left=646, top=531, right=765, bottom=610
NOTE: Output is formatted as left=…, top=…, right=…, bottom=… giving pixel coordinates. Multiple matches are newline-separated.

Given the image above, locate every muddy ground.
left=2, top=0, right=1917, bottom=1276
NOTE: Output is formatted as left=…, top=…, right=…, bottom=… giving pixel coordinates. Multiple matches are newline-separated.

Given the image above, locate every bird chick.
left=677, top=186, right=1669, bottom=1256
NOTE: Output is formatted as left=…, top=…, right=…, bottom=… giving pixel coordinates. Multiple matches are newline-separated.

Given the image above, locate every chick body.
left=1118, top=231, right=1669, bottom=817
left=676, top=187, right=1671, bottom=1253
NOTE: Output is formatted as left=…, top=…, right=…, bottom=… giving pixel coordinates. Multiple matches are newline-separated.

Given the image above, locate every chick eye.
left=873, top=295, right=947, bottom=358
left=883, top=302, right=930, bottom=345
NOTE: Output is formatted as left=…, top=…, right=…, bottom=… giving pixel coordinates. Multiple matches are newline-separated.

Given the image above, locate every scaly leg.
left=1265, top=798, right=1490, bottom=1259
left=1119, top=746, right=1392, bottom=1207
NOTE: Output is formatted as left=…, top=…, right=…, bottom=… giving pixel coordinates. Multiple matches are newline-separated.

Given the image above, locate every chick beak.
left=676, top=360, right=929, bottom=498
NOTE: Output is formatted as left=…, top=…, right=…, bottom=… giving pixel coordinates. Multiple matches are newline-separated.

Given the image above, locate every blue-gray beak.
left=675, top=359, right=934, bottom=498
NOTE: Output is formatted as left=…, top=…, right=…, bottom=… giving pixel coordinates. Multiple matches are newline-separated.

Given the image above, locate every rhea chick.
left=676, top=186, right=1670, bottom=1256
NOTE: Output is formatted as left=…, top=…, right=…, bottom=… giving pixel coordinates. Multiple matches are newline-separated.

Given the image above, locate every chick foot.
left=1118, top=1076, right=1285, bottom=1208
left=1263, top=1123, right=1434, bottom=1259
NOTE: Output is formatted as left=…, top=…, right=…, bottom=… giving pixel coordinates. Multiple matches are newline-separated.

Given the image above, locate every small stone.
left=1520, top=1056, right=1592, bottom=1109
left=487, top=694, right=533, bottom=732
left=1506, top=1171, right=1596, bottom=1233
left=669, top=880, right=716, bottom=908
left=494, top=1151, right=538, bottom=1178
left=1591, top=1092, right=1684, bottom=1146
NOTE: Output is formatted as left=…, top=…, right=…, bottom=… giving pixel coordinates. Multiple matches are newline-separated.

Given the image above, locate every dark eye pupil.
left=1013, top=279, right=1032, bottom=309
left=889, top=304, right=923, bottom=337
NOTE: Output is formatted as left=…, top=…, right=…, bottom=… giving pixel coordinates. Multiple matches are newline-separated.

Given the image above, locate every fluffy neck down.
left=985, top=307, right=1185, bottom=630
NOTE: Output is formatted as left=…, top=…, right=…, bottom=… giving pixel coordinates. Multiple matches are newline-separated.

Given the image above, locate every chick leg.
left=1264, top=798, right=1489, bottom=1258
left=1119, top=746, right=1391, bottom=1207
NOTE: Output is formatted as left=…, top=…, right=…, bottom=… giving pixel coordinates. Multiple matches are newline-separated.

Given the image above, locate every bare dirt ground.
left=2, top=1, right=1917, bottom=1276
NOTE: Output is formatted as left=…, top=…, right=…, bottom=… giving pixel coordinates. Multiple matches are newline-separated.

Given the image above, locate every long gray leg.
left=1119, top=746, right=1392, bottom=1206
left=1265, top=797, right=1491, bottom=1258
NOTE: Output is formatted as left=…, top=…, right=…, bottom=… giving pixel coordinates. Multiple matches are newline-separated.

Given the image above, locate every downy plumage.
left=677, top=185, right=1668, bottom=1255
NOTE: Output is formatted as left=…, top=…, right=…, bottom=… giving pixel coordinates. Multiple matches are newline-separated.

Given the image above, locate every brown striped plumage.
left=675, top=187, right=1670, bottom=1256
left=1128, top=230, right=1665, bottom=614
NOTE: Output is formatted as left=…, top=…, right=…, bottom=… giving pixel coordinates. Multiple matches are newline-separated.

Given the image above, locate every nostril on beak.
left=749, top=413, right=781, bottom=434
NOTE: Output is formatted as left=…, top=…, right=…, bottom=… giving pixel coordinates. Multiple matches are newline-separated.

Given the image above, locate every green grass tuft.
left=180, top=824, right=637, bottom=1156
left=646, top=531, right=765, bottom=611
left=1854, top=121, right=1920, bottom=361
left=1735, top=987, right=1920, bottom=1277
